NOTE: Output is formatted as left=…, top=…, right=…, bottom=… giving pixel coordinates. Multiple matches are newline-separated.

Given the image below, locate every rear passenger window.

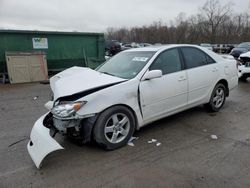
left=181, top=47, right=215, bottom=69
left=150, top=48, right=182, bottom=75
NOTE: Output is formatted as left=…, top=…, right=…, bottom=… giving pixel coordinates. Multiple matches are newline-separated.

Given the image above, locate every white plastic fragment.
left=148, top=139, right=157, bottom=144
left=211, top=134, right=218, bottom=140
left=156, top=142, right=161, bottom=146
left=129, top=136, right=139, bottom=142
left=105, top=56, right=111, bottom=60
left=127, top=142, right=135, bottom=147
left=33, top=96, right=38, bottom=100
left=127, top=136, right=139, bottom=147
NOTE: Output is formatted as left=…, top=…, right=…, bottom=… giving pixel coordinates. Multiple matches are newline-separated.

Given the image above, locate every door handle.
left=178, top=76, right=187, bottom=81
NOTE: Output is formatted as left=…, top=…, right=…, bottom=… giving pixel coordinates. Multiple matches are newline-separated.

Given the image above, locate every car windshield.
left=97, top=51, right=155, bottom=79
left=238, top=42, right=250, bottom=48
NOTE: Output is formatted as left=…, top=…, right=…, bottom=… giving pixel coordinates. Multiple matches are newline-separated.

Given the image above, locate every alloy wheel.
left=212, top=87, right=225, bottom=108
left=104, top=113, right=130, bottom=144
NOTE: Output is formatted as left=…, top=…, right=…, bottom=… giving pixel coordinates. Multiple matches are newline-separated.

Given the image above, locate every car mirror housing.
left=142, top=70, right=162, bottom=81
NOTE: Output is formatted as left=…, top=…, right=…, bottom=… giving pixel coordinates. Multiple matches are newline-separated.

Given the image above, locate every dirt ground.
left=0, top=81, right=250, bottom=188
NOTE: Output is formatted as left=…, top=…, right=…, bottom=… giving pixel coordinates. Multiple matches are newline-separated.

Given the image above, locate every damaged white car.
left=27, top=45, right=238, bottom=168
left=238, top=51, right=250, bottom=81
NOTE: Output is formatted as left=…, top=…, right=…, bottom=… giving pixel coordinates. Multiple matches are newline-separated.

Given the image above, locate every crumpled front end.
left=27, top=113, right=64, bottom=169
left=238, top=52, right=250, bottom=78
left=238, top=64, right=250, bottom=78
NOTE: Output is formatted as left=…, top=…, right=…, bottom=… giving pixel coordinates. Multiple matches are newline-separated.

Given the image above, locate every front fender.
left=76, top=79, right=144, bottom=128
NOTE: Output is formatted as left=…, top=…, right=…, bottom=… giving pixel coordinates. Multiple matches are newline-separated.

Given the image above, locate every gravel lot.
left=0, top=81, right=250, bottom=188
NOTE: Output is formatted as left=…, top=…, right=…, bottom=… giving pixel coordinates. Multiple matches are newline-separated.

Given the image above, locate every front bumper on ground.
left=27, top=113, right=64, bottom=169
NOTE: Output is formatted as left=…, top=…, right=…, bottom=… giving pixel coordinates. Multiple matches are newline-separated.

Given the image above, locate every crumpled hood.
left=50, top=66, right=126, bottom=100
left=240, top=51, right=250, bottom=58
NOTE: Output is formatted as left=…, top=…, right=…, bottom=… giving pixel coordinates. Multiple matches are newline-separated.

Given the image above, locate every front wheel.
left=205, top=83, right=226, bottom=112
left=93, top=106, right=135, bottom=150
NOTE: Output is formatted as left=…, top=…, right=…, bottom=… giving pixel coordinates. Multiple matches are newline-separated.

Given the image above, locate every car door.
left=139, top=48, right=188, bottom=122
left=180, top=47, right=220, bottom=105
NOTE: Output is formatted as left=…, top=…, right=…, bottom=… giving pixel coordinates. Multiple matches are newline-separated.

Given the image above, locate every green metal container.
left=0, top=30, right=105, bottom=74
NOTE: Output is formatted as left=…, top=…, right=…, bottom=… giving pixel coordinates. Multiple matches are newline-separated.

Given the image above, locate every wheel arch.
left=91, top=104, right=139, bottom=150
left=216, top=79, right=229, bottom=97
left=87, top=104, right=139, bottom=142
left=99, top=104, right=139, bottom=129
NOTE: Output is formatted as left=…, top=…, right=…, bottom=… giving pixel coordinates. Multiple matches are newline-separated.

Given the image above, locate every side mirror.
left=142, top=70, right=162, bottom=81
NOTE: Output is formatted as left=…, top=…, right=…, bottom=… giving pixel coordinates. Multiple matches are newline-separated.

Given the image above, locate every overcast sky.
left=0, top=0, right=249, bottom=32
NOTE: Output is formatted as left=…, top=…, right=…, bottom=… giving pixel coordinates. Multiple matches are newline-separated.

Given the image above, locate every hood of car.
left=50, top=66, right=126, bottom=101
left=240, top=51, right=250, bottom=58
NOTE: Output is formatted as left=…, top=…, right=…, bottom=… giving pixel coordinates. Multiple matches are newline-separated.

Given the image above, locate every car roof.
left=125, top=44, right=201, bottom=52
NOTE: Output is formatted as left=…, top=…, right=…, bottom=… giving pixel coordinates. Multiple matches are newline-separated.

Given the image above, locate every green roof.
left=0, top=29, right=103, bottom=36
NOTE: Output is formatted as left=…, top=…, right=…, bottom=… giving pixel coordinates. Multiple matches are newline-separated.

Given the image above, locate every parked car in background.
left=238, top=51, right=250, bottom=81
left=225, top=44, right=235, bottom=54
left=213, top=44, right=220, bottom=53
left=139, top=43, right=152, bottom=47
left=230, top=42, right=250, bottom=58
left=121, top=43, right=133, bottom=51
left=121, top=42, right=142, bottom=51
left=105, top=40, right=121, bottom=56
left=27, top=44, right=238, bottom=168
left=213, top=44, right=236, bottom=54
left=200, top=43, right=213, bottom=51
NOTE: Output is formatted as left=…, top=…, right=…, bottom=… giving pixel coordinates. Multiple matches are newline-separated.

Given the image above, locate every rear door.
left=180, top=47, right=220, bottom=105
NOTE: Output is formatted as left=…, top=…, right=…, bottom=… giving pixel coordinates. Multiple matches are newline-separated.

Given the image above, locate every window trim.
left=180, top=47, right=216, bottom=70
left=148, top=47, right=185, bottom=75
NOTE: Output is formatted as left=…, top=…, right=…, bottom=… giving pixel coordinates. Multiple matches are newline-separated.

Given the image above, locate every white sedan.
left=27, top=45, right=238, bottom=168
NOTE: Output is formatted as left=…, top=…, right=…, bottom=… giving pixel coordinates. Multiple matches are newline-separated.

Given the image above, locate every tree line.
left=105, top=0, right=250, bottom=45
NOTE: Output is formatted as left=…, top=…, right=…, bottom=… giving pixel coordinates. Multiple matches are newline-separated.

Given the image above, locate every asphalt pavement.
left=0, top=81, right=250, bottom=188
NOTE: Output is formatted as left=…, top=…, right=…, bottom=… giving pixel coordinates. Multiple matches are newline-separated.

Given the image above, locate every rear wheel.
left=205, top=83, right=226, bottom=112
left=93, top=106, right=135, bottom=150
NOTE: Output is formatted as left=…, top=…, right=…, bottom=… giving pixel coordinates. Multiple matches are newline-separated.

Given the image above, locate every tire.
left=205, top=83, right=226, bottom=112
left=239, top=75, right=248, bottom=82
left=93, top=106, right=135, bottom=150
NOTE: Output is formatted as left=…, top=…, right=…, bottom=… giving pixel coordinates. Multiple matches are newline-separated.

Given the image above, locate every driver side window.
left=149, top=48, right=182, bottom=75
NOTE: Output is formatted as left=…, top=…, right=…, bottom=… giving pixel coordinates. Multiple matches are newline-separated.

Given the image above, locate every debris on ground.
left=33, top=96, right=39, bottom=100
left=156, top=142, right=161, bottom=146
left=127, top=137, right=139, bottom=147
left=148, top=139, right=157, bottom=144
left=127, top=142, right=135, bottom=147
left=148, top=139, right=162, bottom=146
left=211, top=134, right=218, bottom=140
left=8, top=136, right=28, bottom=147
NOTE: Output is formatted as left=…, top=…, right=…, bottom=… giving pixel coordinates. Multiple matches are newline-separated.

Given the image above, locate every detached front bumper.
left=27, top=113, right=64, bottom=169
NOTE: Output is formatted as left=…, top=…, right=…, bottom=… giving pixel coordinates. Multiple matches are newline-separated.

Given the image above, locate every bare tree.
left=105, top=0, right=250, bottom=45
left=200, top=0, right=232, bottom=43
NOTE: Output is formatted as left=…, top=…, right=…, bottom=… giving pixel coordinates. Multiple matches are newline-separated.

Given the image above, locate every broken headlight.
left=51, top=101, right=87, bottom=118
